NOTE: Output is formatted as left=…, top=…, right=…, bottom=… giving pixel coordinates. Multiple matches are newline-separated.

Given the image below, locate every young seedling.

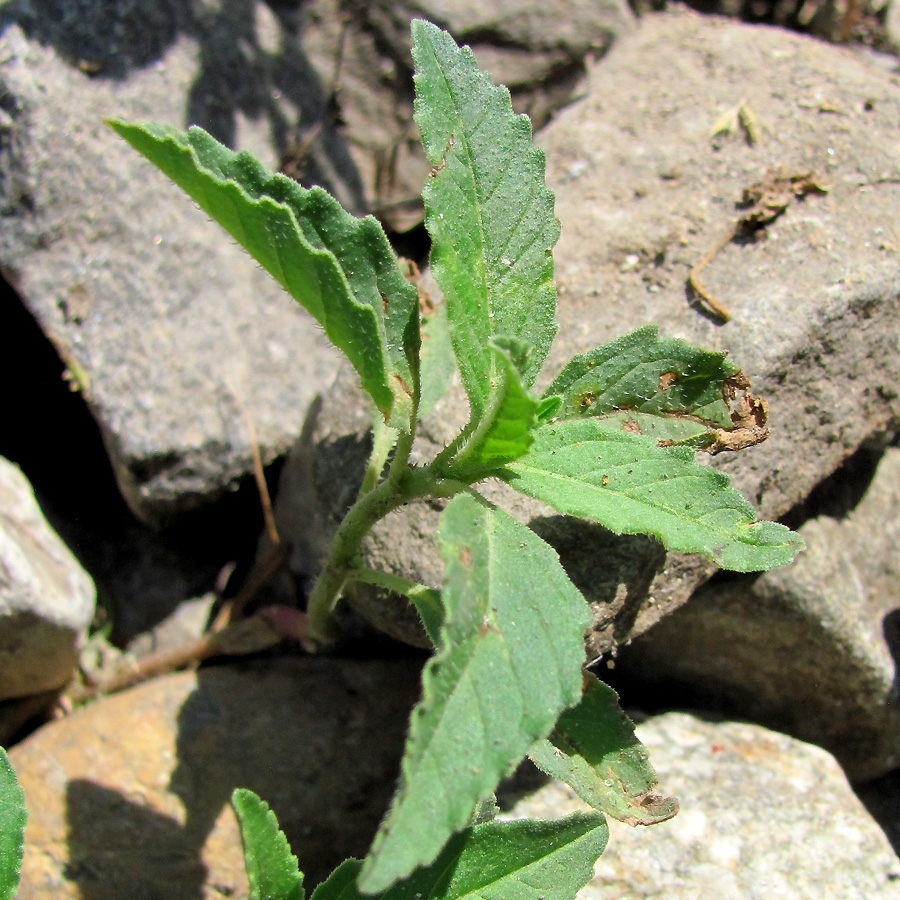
left=107, top=19, right=803, bottom=899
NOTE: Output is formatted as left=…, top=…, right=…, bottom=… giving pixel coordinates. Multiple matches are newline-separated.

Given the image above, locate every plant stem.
left=305, top=464, right=467, bottom=646
left=358, top=417, right=398, bottom=498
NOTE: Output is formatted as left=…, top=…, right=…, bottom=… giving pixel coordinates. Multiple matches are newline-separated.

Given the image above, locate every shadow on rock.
left=9, top=658, right=422, bottom=897
left=0, top=0, right=366, bottom=211
left=529, top=517, right=666, bottom=655
left=66, top=780, right=207, bottom=900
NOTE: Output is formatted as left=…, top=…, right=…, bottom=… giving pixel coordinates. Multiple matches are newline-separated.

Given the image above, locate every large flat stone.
left=0, top=5, right=342, bottom=525
left=612, top=444, right=900, bottom=782
left=292, top=9, right=900, bottom=653
left=10, top=657, right=422, bottom=898
left=506, top=712, right=900, bottom=899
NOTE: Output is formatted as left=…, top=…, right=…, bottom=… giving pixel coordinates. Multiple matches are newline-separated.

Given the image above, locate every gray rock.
left=613, top=444, right=900, bottom=782
left=0, top=0, right=636, bottom=527
left=337, top=0, right=635, bottom=229
left=0, top=3, right=340, bottom=525
left=0, top=456, right=95, bottom=699
left=885, top=0, right=900, bottom=48
left=10, top=656, right=422, bottom=899
left=292, top=9, right=900, bottom=652
left=506, top=712, right=900, bottom=899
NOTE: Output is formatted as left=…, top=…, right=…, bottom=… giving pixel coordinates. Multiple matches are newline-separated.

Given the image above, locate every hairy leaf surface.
left=232, top=789, right=305, bottom=900
left=502, top=420, right=803, bottom=571
left=419, top=301, right=457, bottom=417
left=542, top=326, right=742, bottom=447
left=359, top=493, right=590, bottom=891
left=107, top=119, right=420, bottom=429
left=412, top=20, right=558, bottom=419
left=529, top=674, right=678, bottom=826
left=316, top=815, right=607, bottom=900
left=0, top=748, right=26, bottom=900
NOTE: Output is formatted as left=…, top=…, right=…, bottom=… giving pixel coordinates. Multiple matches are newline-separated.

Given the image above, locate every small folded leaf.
left=502, top=419, right=804, bottom=572
left=359, top=493, right=590, bottom=892
left=315, top=815, right=608, bottom=900
left=107, top=119, right=420, bottom=430
left=0, top=748, right=25, bottom=900
left=232, top=788, right=305, bottom=900
left=447, top=337, right=540, bottom=478
left=543, top=326, right=745, bottom=447
left=412, top=20, right=559, bottom=420
left=529, top=674, right=678, bottom=826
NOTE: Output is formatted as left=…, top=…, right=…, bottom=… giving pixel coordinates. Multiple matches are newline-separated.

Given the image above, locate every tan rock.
left=10, top=657, right=421, bottom=899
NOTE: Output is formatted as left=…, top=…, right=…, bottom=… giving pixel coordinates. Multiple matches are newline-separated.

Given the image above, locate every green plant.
left=106, top=19, right=803, bottom=899
left=0, top=748, right=26, bottom=900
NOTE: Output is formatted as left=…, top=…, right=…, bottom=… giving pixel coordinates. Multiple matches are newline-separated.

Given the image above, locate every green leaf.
left=543, top=326, right=741, bottom=446
left=447, top=337, right=540, bottom=478
left=502, top=419, right=804, bottom=572
left=232, top=788, right=305, bottom=900
left=419, top=301, right=457, bottom=417
left=315, top=815, right=607, bottom=900
left=106, top=119, right=420, bottom=430
left=0, top=748, right=25, bottom=900
left=359, top=493, right=590, bottom=892
left=529, top=674, right=679, bottom=826
left=346, top=567, right=445, bottom=648
left=412, top=20, right=559, bottom=420
left=310, top=860, right=363, bottom=900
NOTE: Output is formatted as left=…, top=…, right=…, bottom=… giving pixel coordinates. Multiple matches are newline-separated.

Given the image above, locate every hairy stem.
left=305, top=465, right=466, bottom=645
left=358, top=417, right=398, bottom=498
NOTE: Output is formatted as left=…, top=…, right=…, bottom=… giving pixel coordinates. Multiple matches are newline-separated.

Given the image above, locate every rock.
left=0, top=4, right=341, bottom=525
left=0, top=0, right=636, bottom=526
left=335, top=0, right=635, bottom=230
left=0, top=456, right=94, bottom=700
left=292, top=9, right=900, bottom=652
left=611, top=443, right=900, bottom=782
left=9, top=656, right=423, bottom=898
left=505, top=712, right=900, bottom=899
left=885, top=0, right=900, bottom=48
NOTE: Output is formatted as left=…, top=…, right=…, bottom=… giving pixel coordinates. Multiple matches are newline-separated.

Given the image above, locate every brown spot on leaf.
left=401, top=258, right=435, bottom=316
left=576, top=390, right=596, bottom=409
left=622, top=419, right=642, bottom=435
left=459, top=546, right=471, bottom=567
left=478, top=617, right=499, bottom=638
left=706, top=392, right=769, bottom=454
left=658, top=371, right=679, bottom=392
left=429, top=133, right=456, bottom=178
left=392, top=374, right=412, bottom=399
left=722, top=371, right=751, bottom=401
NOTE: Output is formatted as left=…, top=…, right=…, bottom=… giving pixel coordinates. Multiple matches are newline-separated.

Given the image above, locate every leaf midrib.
left=425, top=36, right=497, bottom=396
left=505, top=457, right=764, bottom=544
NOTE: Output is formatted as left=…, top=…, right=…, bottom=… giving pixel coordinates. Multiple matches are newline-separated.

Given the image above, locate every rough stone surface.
left=0, top=0, right=636, bottom=526
left=613, top=444, right=900, bottom=782
left=294, top=9, right=900, bottom=652
left=506, top=712, right=900, bottom=899
left=0, top=4, right=341, bottom=525
left=9, top=656, right=422, bottom=899
left=0, top=456, right=95, bottom=700
left=328, top=0, right=634, bottom=230
left=887, top=0, right=900, bottom=48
